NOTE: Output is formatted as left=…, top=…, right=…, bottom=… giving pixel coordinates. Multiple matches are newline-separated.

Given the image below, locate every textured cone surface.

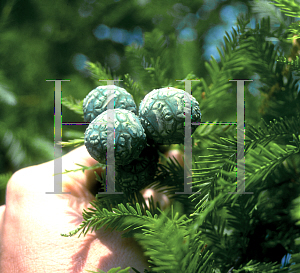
left=83, top=85, right=137, bottom=123
left=138, top=87, right=201, bottom=144
left=84, top=109, right=146, bottom=166
left=115, top=144, right=159, bottom=194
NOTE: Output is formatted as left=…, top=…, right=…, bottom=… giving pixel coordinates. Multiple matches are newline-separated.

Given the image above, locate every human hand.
left=0, top=145, right=151, bottom=273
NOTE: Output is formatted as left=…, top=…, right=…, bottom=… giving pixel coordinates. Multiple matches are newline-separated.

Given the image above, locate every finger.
left=144, top=145, right=196, bottom=210
left=0, top=205, right=6, bottom=232
left=9, top=145, right=105, bottom=199
left=57, top=145, right=105, bottom=198
left=140, top=186, right=170, bottom=210
left=61, top=145, right=104, bottom=188
left=163, top=148, right=184, bottom=167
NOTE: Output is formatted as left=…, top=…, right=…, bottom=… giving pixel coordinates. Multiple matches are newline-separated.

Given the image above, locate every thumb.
left=59, top=145, right=105, bottom=198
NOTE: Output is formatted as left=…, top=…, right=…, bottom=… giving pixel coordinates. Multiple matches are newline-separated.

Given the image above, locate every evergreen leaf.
left=61, top=95, right=83, bottom=116
left=58, top=137, right=84, bottom=148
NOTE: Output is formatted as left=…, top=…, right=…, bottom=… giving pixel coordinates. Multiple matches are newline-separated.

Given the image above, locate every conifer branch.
left=58, top=137, right=84, bottom=148
left=61, top=96, right=83, bottom=115
left=270, top=0, right=300, bottom=18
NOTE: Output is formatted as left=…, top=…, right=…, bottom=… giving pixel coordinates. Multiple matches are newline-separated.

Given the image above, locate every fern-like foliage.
left=123, top=73, right=144, bottom=109
left=197, top=12, right=262, bottom=121
left=61, top=95, right=83, bottom=116
left=125, top=28, right=173, bottom=92
left=254, top=0, right=300, bottom=71
left=86, top=61, right=121, bottom=84
left=127, top=203, right=214, bottom=273
left=277, top=55, right=300, bottom=71
left=58, top=137, right=84, bottom=148
left=58, top=6, right=300, bottom=273
left=270, top=0, right=300, bottom=19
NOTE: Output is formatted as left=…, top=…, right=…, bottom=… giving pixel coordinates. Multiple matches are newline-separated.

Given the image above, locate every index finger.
left=8, top=145, right=104, bottom=198
left=56, top=145, right=105, bottom=195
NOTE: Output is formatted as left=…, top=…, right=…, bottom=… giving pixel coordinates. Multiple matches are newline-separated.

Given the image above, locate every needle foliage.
left=59, top=3, right=300, bottom=272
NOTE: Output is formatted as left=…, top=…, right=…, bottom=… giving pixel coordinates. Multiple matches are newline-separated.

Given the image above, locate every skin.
left=160, top=148, right=184, bottom=167
left=0, top=145, right=152, bottom=273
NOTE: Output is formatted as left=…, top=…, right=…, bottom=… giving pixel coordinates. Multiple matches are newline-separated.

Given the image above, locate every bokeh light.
left=107, top=53, right=121, bottom=71
left=93, top=24, right=143, bottom=47
left=110, top=28, right=128, bottom=44
left=72, top=53, right=89, bottom=72
left=178, top=27, right=197, bottom=43
left=93, top=24, right=111, bottom=40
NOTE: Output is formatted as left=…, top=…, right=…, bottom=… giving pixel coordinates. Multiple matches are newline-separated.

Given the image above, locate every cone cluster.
left=83, top=85, right=201, bottom=193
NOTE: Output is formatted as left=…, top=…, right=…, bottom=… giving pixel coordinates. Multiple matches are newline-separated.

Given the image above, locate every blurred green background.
left=0, top=0, right=298, bottom=206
